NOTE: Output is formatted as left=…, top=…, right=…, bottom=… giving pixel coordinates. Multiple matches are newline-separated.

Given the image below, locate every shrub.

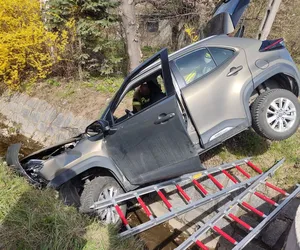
left=0, top=0, right=67, bottom=89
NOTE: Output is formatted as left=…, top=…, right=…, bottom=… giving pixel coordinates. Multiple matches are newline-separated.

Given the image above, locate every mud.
left=0, top=122, right=42, bottom=157
left=126, top=204, right=194, bottom=250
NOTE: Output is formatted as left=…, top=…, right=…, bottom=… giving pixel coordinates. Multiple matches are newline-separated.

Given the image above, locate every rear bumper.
left=6, top=143, right=41, bottom=187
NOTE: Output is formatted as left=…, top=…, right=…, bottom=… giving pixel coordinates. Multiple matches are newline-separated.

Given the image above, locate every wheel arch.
left=252, top=63, right=300, bottom=97
left=253, top=73, right=299, bottom=96
left=244, top=64, right=300, bottom=124
left=48, top=156, right=135, bottom=191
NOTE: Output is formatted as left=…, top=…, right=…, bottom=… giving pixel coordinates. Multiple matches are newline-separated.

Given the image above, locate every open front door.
left=103, top=49, right=203, bottom=185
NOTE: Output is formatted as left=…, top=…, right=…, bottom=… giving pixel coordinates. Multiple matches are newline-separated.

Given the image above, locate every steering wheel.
left=125, top=109, right=134, bottom=117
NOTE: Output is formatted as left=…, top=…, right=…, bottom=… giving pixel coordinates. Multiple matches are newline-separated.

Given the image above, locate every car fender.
left=48, top=155, right=134, bottom=191
left=243, top=63, right=300, bottom=123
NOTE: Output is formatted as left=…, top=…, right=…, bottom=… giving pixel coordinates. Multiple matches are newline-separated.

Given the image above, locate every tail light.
left=259, top=38, right=285, bottom=52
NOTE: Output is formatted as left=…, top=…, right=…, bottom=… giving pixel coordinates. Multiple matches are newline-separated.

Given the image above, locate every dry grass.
left=0, top=161, right=143, bottom=250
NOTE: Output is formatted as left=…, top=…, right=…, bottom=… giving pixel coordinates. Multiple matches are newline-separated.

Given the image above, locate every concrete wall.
left=0, top=92, right=92, bottom=146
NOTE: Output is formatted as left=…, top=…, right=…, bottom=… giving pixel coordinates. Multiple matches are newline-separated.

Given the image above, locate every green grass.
left=201, top=129, right=300, bottom=190
left=92, top=77, right=124, bottom=94
left=0, top=161, right=143, bottom=250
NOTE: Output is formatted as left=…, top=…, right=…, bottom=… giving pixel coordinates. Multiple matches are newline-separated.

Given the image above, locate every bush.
left=0, top=0, right=67, bottom=89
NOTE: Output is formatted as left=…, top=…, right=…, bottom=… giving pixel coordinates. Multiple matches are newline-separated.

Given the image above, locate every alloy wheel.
left=97, top=186, right=119, bottom=224
left=266, top=97, right=297, bottom=132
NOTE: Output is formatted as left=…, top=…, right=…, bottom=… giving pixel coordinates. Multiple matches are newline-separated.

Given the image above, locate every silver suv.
left=6, top=2, right=300, bottom=224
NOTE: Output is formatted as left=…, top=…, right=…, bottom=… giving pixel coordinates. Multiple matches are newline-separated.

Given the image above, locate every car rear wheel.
left=251, top=89, right=300, bottom=140
left=79, top=176, right=126, bottom=226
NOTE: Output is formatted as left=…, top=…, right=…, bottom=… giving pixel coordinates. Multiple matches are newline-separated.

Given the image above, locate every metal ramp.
left=175, top=158, right=300, bottom=249
left=91, top=158, right=298, bottom=249
left=92, top=158, right=264, bottom=236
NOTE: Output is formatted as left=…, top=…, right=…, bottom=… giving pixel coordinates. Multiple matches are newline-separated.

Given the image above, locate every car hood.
left=39, top=137, right=106, bottom=181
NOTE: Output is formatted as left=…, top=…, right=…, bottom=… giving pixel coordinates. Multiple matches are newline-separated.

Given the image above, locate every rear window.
left=208, top=47, right=234, bottom=65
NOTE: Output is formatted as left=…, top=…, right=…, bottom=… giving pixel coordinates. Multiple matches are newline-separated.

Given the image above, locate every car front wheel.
left=79, top=176, right=126, bottom=226
left=251, top=89, right=300, bottom=140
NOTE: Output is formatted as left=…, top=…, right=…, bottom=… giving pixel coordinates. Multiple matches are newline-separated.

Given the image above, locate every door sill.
left=198, top=125, right=249, bottom=154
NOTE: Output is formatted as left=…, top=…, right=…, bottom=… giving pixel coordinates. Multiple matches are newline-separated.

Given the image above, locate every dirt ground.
left=30, top=80, right=132, bottom=120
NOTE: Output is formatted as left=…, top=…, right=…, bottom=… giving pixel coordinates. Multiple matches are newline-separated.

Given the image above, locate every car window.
left=113, top=71, right=167, bottom=124
left=175, top=49, right=217, bottom=84
left=209, top=47, right=234, bottom=65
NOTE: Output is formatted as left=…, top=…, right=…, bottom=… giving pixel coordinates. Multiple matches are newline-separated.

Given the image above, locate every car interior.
left=113, top=70, right=166, bottom=124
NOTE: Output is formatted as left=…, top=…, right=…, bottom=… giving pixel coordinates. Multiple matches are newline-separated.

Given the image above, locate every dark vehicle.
left=6, top=0, right=300, bottom=224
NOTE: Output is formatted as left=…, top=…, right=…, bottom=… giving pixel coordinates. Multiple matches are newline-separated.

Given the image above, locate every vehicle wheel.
left=79, top=176, right=126, bottom=225
left=251, top=89, right=300, bottom=140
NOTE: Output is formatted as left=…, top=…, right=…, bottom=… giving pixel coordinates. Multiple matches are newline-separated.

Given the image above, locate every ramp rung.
left=195, top=240, right=209, bottom=250
left=207, top=174, right=224, bottom=189
left=115, top=204, right=130, bottom=230
left=176, top=184, right=191, bottom=202
left=213, top=226, right=238, bottom=245
left=236, top=165, right=251, bottom=178
left=192, top=179, right=209, bottom=195
left=254, top=191, right=278, bottom=206
left=265, top=181, right=289, bottom=196
left=241, top=202, right=266, bottom=218
left=222, top=169, right=238, bottom=183
left=157, top=189, right=173, bottom=210
left=137, top=197, right=153, bottom=219
left=228, top=213, right=253, bottom=230
left=247, top=161, right=263, bottom=174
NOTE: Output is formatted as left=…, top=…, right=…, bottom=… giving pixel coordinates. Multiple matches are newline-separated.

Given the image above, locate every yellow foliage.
left=185, top=25, right=199, bottom=43
left=0, top=0, right=67, bottom=89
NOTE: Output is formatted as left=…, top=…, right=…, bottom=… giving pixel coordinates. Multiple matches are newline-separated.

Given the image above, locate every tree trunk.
left=77, top=35, right=83, bottom=81
left=120, top=0, right=142, bottom=72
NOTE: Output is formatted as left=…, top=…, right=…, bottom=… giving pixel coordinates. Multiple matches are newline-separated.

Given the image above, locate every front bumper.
left=6, top=143, right=42, bottom=187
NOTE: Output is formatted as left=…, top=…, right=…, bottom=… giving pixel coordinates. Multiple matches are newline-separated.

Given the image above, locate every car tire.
left=251, top=89, right=300, bottom=140
left=79, top=176, right=126, bottom=226
left=59, top=180, right=81, bottom=207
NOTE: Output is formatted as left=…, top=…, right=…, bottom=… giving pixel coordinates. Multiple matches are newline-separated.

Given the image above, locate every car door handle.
left=227, top=66, right=243, bottom=77
left=154, top=113, right=175, bottom=125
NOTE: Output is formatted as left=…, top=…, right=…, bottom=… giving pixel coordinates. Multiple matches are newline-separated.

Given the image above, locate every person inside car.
left=184, top=52, right=215, bottom=84
left=132, top=79, right=165, bottom=113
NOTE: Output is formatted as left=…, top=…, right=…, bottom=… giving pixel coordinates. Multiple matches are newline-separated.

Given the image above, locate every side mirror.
left=85, top=119, right=110, bottom=137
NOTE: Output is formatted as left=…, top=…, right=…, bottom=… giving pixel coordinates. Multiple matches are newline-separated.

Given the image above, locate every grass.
left=49, top=76, right=124, bottom=100
left=0, top=161, right=143, bottom=250
left=201, top=129, right=300, bottom=190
